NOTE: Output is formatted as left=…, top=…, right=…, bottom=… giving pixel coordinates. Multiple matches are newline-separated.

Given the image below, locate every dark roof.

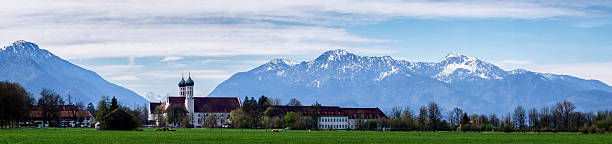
left=194, top=97, right=240, bottom=113
left=168, top=97, right=185, bottom=105
left=149, top=102, right=162, bottom=114
left=185, top=76, right=194, bottom=86
left=150, top=97, right=240, bottom=113
left=178, top=77, right=186, bottom=87
left=29, top=110, right=92, bottom=118
left=341, top=108, right=387, bottom=119
left=265, top=106, right=346, bottom=117
left=264, top=106, right=386, bottom=119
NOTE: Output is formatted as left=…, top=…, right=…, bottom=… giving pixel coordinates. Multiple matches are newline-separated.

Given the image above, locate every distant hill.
left=209, top=49, right=612, bottom=113
left=0, top=40, right=147, bottom=106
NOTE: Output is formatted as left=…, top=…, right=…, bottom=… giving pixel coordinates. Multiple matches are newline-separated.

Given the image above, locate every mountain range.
left=209, top=49, right=612, bottom=114
left=0, top=40, right=147, bottom=106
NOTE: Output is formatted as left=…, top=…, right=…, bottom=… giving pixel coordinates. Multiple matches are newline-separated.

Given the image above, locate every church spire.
left=178, top=73, right=186, bottom=87
left=186, top=72, right=194, bottom=86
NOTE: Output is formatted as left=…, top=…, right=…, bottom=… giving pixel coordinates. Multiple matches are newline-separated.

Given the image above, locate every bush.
left=594, top=120, right=612, bottom=130
left=503, top=126, right=513, bottom=132
left=539, top=127, right=551, bottom=132
left=580, top=126, right=590, bottom=134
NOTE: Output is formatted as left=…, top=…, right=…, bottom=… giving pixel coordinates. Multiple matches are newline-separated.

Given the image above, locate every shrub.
left=580, top=126, right=590, bottom=134
left=539, top=127, right=551, bottom=132
left=594, top=120, right=612, bottom=130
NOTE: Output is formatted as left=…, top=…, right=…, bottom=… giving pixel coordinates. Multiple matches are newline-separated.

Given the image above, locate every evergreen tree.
left=110, top=96, right=119, bottom=111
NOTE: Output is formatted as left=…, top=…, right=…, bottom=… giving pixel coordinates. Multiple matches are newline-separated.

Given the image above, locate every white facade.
left=195, top=112, right=231, bottom=127
left=318, top=116, right=349, bottom=129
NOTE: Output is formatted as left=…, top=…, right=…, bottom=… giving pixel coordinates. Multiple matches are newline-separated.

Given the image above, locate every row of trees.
left=386, top=100, right=612, bottom=133
left=1, top=81, right=147, bottom=128
left=0, top=82, right=88, bottom=127
left=384, top=102, right=451, bottom=131
left=0, top=81, right=34, bottom=128
left=227, top=96, right=322, bottom=130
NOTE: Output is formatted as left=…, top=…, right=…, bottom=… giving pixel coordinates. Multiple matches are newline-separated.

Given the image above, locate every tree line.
left=387, top=101, right=612, bottom=133
left=0, top=81, right=148, bottom=128
left=228, top=96, right=320, bottom=130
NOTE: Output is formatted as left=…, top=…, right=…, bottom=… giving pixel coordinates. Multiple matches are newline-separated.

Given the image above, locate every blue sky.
left=1, top=0, right=611, bottom=102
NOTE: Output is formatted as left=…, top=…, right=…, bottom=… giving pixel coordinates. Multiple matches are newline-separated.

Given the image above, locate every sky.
left=1, top=0, right=611, bottom=102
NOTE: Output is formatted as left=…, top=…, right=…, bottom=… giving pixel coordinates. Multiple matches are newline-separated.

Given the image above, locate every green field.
left=0, top=128, right=610, bottom=143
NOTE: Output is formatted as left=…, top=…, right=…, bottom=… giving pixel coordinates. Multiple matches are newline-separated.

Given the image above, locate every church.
left=148, top=75, right=240, bottom=128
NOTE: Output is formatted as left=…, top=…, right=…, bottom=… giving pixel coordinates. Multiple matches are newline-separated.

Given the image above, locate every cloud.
left=498, top=62, right=612, bottom=85
left=528, top=62, right=612, bottom=85
left=500, top=59, right=532, bottom=65
left=161, top=56, right=184, bottom=62
left=570, top=21, right=609, bottom=28
left=107, top=75, right=140, bottom=81
left=0, top=0, right=609, bottom=59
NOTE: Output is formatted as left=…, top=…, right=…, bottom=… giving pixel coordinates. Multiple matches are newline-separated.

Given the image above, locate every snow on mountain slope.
left=0, top=40, right=147, bottom=106
left=209, top=49, right=612, bottom=114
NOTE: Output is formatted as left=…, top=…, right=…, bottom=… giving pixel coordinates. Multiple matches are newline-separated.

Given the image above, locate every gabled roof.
left=149, top=102, right=162, bottom=114
left=341, top=108, right=387, bottom=119
left=149, top=96, right=240, bottom=113
left=29, top=110, right=92, bottom=118
left=265, top=106, right=346, bottom=117
left=194, top=97, right=240, bottom=113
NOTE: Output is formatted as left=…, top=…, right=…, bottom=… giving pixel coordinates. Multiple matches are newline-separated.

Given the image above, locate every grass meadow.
left=0, top=128, right=610, bottom=143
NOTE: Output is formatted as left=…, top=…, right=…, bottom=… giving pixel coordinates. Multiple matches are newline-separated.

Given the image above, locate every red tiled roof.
left=265, top=106, right=344, bottom=116
left=29, top=110, right=92, bottom=118
left=265, top=106, right=386, bottom=118
left=150, top=97, right=240, bottom=113
left=194, top=97, right=240, bottom=113
left=168, top=97, right=185, bottom=105
left=341, top=108, right=387, bottom=119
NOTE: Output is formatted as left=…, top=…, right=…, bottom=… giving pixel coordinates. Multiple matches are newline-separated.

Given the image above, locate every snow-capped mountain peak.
left=441, top=53, right=478, bottom=63
left=210, top=49, right=612, bottom=114
left=2, top=40, right=40, bottom=52
left=315, top=49, right=357, bottom=62
left=1, top=40, right=54, bottom=59
left=0, top=41, right=147, bottom=106
left=268, top=59, right=299, bottom=66
left=436, top=53, right=504, bottom=82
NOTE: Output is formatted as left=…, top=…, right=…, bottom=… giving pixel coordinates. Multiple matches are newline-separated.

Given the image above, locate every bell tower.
left=184, top=73, right=195, bottom=127
left=178, top=74, right=186, bottom=97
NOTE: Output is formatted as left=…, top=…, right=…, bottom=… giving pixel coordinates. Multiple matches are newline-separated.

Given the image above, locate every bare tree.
left=451, top=107, right=463, bottom=127
left=489, top=113, right=499, bottom=127
left=417, top=106, right=428, bottom=131
left=528, top=108, right=539, bottom=131
left=513, top=106, right=526, bottom=130
left=286, top=98, right=302, bottom=106
left=390, top=106, right=403, bottom=119
left=427, top=102, right=442, bottom=131
left=558, top=100, right=575, bottom=129
left=271, top=97, right=282, bottom=106
left=38, top=89, right=64, bottom=127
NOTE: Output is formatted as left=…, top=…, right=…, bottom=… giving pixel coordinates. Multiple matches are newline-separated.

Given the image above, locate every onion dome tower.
left=178, top=75, right=186, bottom=97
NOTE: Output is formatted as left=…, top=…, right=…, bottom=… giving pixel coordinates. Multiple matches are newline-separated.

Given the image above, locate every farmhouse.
left=148, top=75, right=386, bottom=129
left=27, top=105, right=94, bottom=127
